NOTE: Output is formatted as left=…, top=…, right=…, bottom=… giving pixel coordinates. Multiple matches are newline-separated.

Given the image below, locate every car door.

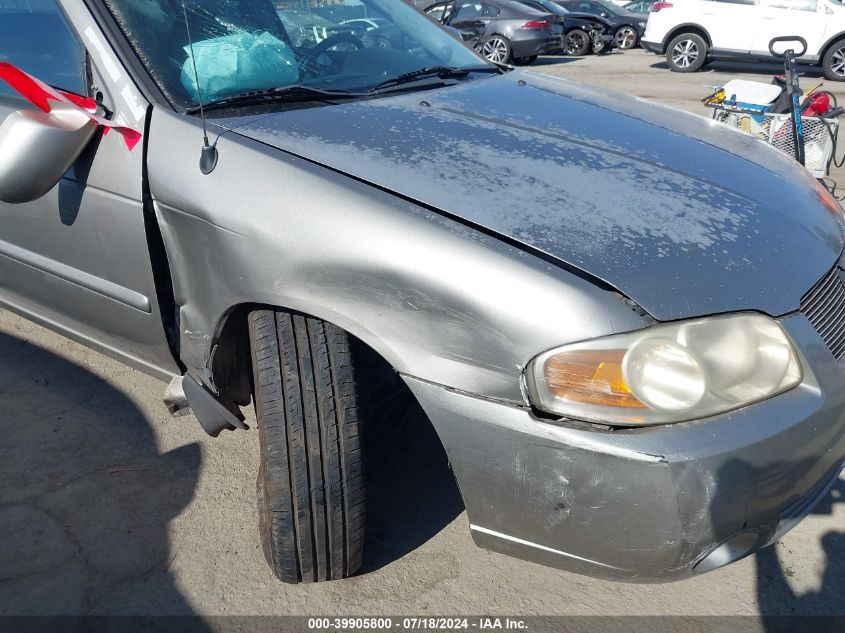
left=0, top=0, right=181, bottom=379
left=750, top=0, right=827, bottom=58
left=448, top=1, right=499, bottom=43
left=425, top=1, right=451, bottom=22
left=695, top=0, right=761, bottom=54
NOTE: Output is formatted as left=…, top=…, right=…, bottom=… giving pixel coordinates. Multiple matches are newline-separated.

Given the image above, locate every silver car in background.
left=1, top=0, right=845, bottom=585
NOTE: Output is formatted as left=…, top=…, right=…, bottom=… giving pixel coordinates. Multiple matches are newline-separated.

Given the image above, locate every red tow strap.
left=0, top=61, right=142, bottom=151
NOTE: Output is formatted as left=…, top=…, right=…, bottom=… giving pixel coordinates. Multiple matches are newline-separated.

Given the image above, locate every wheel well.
left=209, top=304, right=254, bottom=410
left=663, top=24, right=711, bottom=50
left=820, top=33, right=845, bottom=64
left=209, top=303, right=427, bottom=436
left=212, top=304, right=465, bottom=564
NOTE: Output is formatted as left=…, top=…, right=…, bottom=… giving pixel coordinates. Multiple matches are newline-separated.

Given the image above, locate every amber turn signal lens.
left=815, top=179, right=843, bottom=220
left=543, top=349, right=646, bottom=408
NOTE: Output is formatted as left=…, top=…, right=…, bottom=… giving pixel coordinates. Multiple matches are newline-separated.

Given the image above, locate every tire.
left=823, top=38, right=845, bottom=82
left=481, top=35, right=511, bottom=64
left=513, top=55, right=538, bottom=65
left=593, top=37, right=609, bottom=55
left=665, top=33, right=707, bottom=73
left=249, top=309, right=365, bottom=583
left=614, top=26, right=638, bottom=50
left=563, top=29, right=590, bottom=56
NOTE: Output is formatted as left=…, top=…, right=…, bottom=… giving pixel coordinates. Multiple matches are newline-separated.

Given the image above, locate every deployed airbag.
left=181, top=31, right=298, bottom=102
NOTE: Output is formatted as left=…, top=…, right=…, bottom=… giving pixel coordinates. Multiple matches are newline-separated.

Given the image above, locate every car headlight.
left=814, top=178, right=844, bottom=223
left=525, top=313, right=802, bottom=426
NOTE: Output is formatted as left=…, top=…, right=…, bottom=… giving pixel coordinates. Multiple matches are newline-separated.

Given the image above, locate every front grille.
left=801, top=266, right=845, bottom=360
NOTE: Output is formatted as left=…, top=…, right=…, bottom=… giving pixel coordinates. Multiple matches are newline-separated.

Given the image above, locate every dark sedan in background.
left=556, top=0, right=646, bottom=49
left=424, top=0, right=562, bottom=64
left=516, top=0, right=614, bottom=56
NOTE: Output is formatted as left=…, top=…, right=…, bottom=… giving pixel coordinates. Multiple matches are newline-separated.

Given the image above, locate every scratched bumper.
left=403, top=313, right=845, bottom=581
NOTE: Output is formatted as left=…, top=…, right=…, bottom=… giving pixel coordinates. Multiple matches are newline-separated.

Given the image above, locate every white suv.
left=642, top=0, right=845, bottom=80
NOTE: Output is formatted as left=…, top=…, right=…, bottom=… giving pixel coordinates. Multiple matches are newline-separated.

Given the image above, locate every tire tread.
left=249, top=309, right=364, bottom=583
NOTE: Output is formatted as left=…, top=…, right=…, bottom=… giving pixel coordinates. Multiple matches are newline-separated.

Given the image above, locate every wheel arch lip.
left=482, top=33, right=512, bottom=48
left=486, top=29, right=515, bottom=42
left=820, top=32, right=845, bottom=64
left=662, top=23, right=712, bottom=51
left=619, top=22, right=643, bottom=35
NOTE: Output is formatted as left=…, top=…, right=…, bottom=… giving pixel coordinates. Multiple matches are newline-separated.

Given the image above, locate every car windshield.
left=595, top=0, right=620, bottom=12
left=103, top=0, right=490, bottom=110
left=599, top=0, right=626, bottom=15
left=530, top=0, right=568, bottom=14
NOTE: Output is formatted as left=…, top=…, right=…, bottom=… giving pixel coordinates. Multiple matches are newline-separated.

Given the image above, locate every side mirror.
left=0, top=104, right=97, bottom=204
left=600, top=11, right=609, bottom=17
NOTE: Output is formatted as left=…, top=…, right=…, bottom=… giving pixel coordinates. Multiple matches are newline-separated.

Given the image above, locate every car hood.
left=218, top=71, right=844, bottom=321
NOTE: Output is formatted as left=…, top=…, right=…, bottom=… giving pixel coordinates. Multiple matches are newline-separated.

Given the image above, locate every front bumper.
left=403, top=313, right=845, bottom=581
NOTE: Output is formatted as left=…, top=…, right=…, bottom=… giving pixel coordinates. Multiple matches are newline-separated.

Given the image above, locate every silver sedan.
left=1, top=0, right=844, bottom=585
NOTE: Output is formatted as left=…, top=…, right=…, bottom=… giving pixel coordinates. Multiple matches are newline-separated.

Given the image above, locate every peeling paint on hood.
left=218, top=70, right=844, bottom=321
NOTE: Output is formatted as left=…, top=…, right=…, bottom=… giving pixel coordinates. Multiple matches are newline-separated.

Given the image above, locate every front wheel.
left=481, top=35, right=512, bottom=64
left=614, top=26, right=638, bottom=50
left=592, top=35, right=609, bottom=55
left=563, top=29, right=590, bottom=56
left=666, top=33, right=708, bottom=73
left=250, top=309, right=365, bottom=583
left=823, top=38, right=845, bottom=81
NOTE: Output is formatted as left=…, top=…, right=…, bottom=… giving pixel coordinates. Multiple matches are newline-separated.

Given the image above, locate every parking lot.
left=2, top=48, right=845, bottom=619
left=535, top=48, right=845, bottom=188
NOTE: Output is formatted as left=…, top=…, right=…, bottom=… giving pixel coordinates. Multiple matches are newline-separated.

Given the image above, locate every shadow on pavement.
left=359, top=384, right=464, bottom=574
left=533, top=55, right=586, bottom=66
left=709, top=455, right=845, bottom=625
left=0, top=329, right=206, bottom=619
left=755, top=478, right=845, bottom=620
left=649, top=59, right=826, bottom=79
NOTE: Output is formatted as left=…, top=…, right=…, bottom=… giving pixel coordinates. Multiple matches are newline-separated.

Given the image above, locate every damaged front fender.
left=146, top=108, right=647, bottom=407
